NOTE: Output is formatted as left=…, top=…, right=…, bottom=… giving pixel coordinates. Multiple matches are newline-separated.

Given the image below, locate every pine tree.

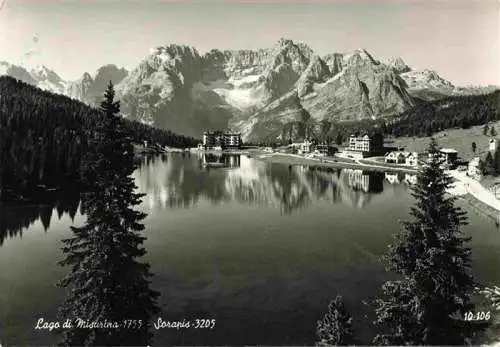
left=317, top=295, right=354, bottom=346
left=58, top=82, right=160, bottom=346
left=483, top=124, right=489, bottom=136
left=493, top=146, right=500, bottom=175
left=483, top=151, right=495, bottom=175
left=335, top=133, right=344, bottom=146
left=373, top=138, right=484, bottom=345
left=0, top=76, right=197, bottom=203
left=479, top=286, right=500, bottom=311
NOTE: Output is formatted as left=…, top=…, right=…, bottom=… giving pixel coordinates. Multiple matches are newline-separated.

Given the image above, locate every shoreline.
left=458, top=193, right=500, bottom=223
left=255, top=152, right=500, bottom=224
left=254, top=152, right=419, bottom=173
left=195, top=149, right=251, bottom=155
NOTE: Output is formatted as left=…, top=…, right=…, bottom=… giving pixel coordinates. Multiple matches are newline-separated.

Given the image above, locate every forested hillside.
left=383, top=90, right=500, bottom=137
left=0, top=76, right=197, bottom=202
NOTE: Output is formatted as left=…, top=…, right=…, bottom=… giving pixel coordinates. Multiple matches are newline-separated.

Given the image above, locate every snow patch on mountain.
left=214, top=87, right=258, bottom=109
left=30, top=65, right=67, bottom=94
left=314, top=69, right=346, bottom=89
left=0, top=39, right=469, bottom=142
left=400, top=69, right=454, bottom=90
left=228, top=74, right=261, bottom=87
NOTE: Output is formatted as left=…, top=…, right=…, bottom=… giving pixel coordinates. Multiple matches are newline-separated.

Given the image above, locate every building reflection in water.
left=0, top=155, right=407, bottom=242
left=133, top=154, right=402, bottom=213
left=0, top=154, right=417, bottom=244
left=385, top=172, right=402, bottom=185
left=404, top=173, right=418, bottom=185
left=385, top=172, right=418, bottom=186
left=200, top=153, right=241, bottom=169
left=344, top=169, right=384, bottom=193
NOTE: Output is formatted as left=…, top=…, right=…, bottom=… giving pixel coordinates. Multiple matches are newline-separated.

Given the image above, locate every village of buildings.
left=199, top=130, right=489, bottom=178
left=196, top=130, right=500, bottom=203
left=174, top=128, right=500, bottom=218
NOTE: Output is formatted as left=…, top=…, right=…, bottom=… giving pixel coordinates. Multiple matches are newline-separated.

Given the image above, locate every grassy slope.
left=389, top=120, right=500, bottom=162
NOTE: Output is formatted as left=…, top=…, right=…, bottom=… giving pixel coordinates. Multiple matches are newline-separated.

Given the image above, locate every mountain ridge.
left=1, top=38, right=495, bottom=142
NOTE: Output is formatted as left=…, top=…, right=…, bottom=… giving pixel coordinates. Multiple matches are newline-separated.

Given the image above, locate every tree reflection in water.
left=133, top=154, right=389, bottom=214
left=0, top=193, right=81, bottom=246
left=0, top=155, right=416, bottom=245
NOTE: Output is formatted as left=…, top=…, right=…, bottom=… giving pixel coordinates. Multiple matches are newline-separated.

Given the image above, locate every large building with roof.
left=342, top=133, right=384, bottom=158
left=439, top=148, right=459, bottom=166
left=203, top=131, right=242, bottom=150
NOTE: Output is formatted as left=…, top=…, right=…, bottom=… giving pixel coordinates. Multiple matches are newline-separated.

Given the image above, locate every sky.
left=0, top=0, right=498, bottom=86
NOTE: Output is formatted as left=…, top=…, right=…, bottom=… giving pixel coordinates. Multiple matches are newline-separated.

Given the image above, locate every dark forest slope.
left=0, top=76, right=197, bottom=202
left=383, top=90, right=500, bottom=137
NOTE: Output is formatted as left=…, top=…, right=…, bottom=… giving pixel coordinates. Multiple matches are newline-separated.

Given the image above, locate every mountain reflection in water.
left=132, top=154, right=407, bottom=213
left=0, top=194, right=81, bottom=246
left=4, top=154, right=500, bottom=347
left=0, top=154, right=416, bottom=244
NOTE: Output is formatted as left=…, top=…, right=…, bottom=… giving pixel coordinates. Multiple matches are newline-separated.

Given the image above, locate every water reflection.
left=0, top=155, right=418, bottom=243
left=199, top=152, right=241, bottom=169
left=133, top=154, right=402, bottom=213
left=0, top=194, right=81, bottom=246
left=384, top=172, right=418, bottom=186
left=2, top=154, right=499, bottom=347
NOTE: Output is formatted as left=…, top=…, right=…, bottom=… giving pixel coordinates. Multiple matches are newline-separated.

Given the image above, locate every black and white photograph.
left=0, top=0, right=499, bottom=345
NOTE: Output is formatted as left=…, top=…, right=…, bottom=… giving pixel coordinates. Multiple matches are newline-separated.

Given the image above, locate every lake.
left=1, top=153, right=499, bottom=345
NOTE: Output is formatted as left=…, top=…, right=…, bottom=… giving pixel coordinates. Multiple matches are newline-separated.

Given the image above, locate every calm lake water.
left=1, top=153, right=499, bottom=345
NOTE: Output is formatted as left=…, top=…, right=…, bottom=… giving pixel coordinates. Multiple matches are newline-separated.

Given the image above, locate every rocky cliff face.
left=116, top=45, right=210, bottom=136
left=0, top=62, right=39, bottom=87
left=397, top=68, right=455, bottom=101
left=30, top=65, right=67, bottom=94
left=400, top=68, right=454, bottom=90
left=67, top=64, right=128, bottom=105
left=115, top=40, right=430, bottom=141
left=66, top=72, right=93, bottom=102
left=0, top=39, right=461, bottom=142
left=0, top=62, right=128, bottom=105
left=385, top=57, right=412, bottom=74
left=242, top=48, right=415, bottom=141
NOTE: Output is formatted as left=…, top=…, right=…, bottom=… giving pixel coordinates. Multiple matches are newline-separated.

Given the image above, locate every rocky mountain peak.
left=343, top=48, right=379, bottom=68
left=322, top=53, right=344, bottom=76
left=277, top=37, right=294, bottom=47
left=400, top=68, right=454, bottom=90
left=296, top=54, right=330, bottom=97
left=273, top=38, right=312, bottom=57
left=149, top=44, right=200, bottom=62
left=0, top=62, right=37, bottom=85
left=203, top=49, right=230, bottom=63
left=385, top=57, right=411, bottom=74
left=81, top=72, right=92, bottom=81
left=29, top=65, right=67, bottom=94
left=266, top=38, right=313, bottom=80
left=93, top=64, right=127, bottom=79
left=0, top=39, right=459, bottom=142
left=30, top=65, right=63, bottom=82
left=354, top=48, right=378, bottom=62
left=144, top=45, right=203, bottom=80
left=421, top=68, right=442, bottom=79
left=66, top=66, right=129, bottom=106
left=90, top=65, right=128, bottom=90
